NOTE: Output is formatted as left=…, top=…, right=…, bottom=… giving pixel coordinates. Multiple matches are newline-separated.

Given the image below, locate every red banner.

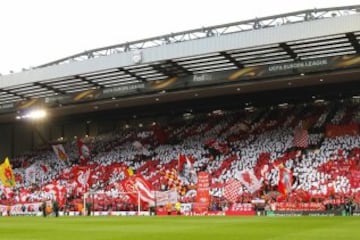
left=325, top=123, right=359, bottom=138
left=194, top=172, right=210, bottom=212
left=229, top=203, right=254, bottom=211
left=272, top=202, right=325, bottom=211
left=152, top=124, right=168, bottom=144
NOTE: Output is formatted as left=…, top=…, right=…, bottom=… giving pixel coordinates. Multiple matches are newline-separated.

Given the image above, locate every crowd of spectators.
left=1, top=100, right=360, bottom=212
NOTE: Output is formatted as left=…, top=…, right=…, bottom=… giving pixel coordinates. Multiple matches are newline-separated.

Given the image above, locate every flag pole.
left=137, top=191, right=141, bottom=215
left=176, top=153, right=182, bottom=202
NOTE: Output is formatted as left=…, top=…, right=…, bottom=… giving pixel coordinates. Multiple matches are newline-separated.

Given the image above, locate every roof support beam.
left=220, top=52, right=244, bottom=68
left=346, top=32, right=360, bottom=54
left=121, top=69, right=146, bottom=82
left=0, top=89, right=26, bottom=100
left=33, top=82, right=66, bottom=95
left=153, top=60, right=192, bottom=77
left=279, top=43, right=298, bottom=60
left=167, top=60, right=193, bottom=76
left=76, top=76, right=104, bottom=89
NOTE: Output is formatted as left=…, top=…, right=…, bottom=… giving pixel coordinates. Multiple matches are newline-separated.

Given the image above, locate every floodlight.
left=26, top=109, right=47, bottom=119
left=16, top=109, right=47, bottom=120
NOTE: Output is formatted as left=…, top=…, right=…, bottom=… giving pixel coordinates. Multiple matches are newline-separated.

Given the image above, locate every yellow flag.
left=127, top=167, right=134, bottom=177
left=0, top=157, right=16, bottom=187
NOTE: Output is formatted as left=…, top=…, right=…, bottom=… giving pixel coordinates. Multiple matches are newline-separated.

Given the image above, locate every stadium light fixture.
left=278, top=103, right=289, bottom=108
left=212, top=109, right=224, bottom=115
left=245, top=106, right=256, bottom=112
left=27, top=109, right=47, bottom=119
left=16, top=109, right=47, bottom=120
left=314, top=99, right=325, bottom=104
left=183, top=112, right=193, bottom=120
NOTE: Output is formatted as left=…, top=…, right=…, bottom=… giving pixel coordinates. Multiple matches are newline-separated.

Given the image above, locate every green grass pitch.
left=0, top=216, right=358, bottom=240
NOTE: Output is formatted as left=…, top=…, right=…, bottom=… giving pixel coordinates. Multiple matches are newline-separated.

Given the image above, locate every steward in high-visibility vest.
left=166, top=202, right=172, bottom=215
left=175, top=202, right=181, bottom=215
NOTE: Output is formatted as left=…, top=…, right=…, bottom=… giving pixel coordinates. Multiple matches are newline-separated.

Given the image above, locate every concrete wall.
left=0, top=114, right=166, bottom=159
left=0, top=119, right=96, bottom=158
left=63, top=122, right=86, bottom=141
left=13, top=123, right=33, bottom=155
left=0, top=124, right=13, bottom=159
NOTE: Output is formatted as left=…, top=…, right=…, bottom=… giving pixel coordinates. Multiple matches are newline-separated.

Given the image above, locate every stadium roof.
left=0, top=5, right=359, bottom=122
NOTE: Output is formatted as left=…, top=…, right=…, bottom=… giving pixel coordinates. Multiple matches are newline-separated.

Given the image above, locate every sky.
left=0, top=0, right=358, bottom=74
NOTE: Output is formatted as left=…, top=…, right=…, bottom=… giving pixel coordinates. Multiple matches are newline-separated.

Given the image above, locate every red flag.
left=77, top=139, right=90, bottom=165
left=122, top=175, right=154, bottom=204
left=278, top=167, right=293, bottom=196
left=293, top=127, right=309, bottom=148
left=52, top=144, right=68, bottom=161
left=178, top=154, right=194, bottom=173
left=238, top=169, right=262, bottom=193
left=40, top=164, right=49, bottom=173
left=164, top=168, right=182, bottom=191
left=73, top=166, right=91, bottom=191
left=178, top=154, right=186, bottom=172
left=224, top=178, right=242, bottom=203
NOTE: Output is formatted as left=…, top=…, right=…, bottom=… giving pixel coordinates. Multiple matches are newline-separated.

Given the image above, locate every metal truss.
left=37, top=5, right=360, bottom=68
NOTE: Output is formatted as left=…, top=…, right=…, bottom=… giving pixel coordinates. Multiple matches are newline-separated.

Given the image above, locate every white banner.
left=149, top=190, right=178, bottom=206
left=0, top=202, right=42, bottom=216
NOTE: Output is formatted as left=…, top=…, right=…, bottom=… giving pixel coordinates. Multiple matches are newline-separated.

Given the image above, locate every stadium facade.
left=0, top=5, right=359, bottom=158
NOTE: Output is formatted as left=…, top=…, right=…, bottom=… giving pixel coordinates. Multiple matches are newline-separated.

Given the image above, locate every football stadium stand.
left=0, top=5, right=360, bottom=216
